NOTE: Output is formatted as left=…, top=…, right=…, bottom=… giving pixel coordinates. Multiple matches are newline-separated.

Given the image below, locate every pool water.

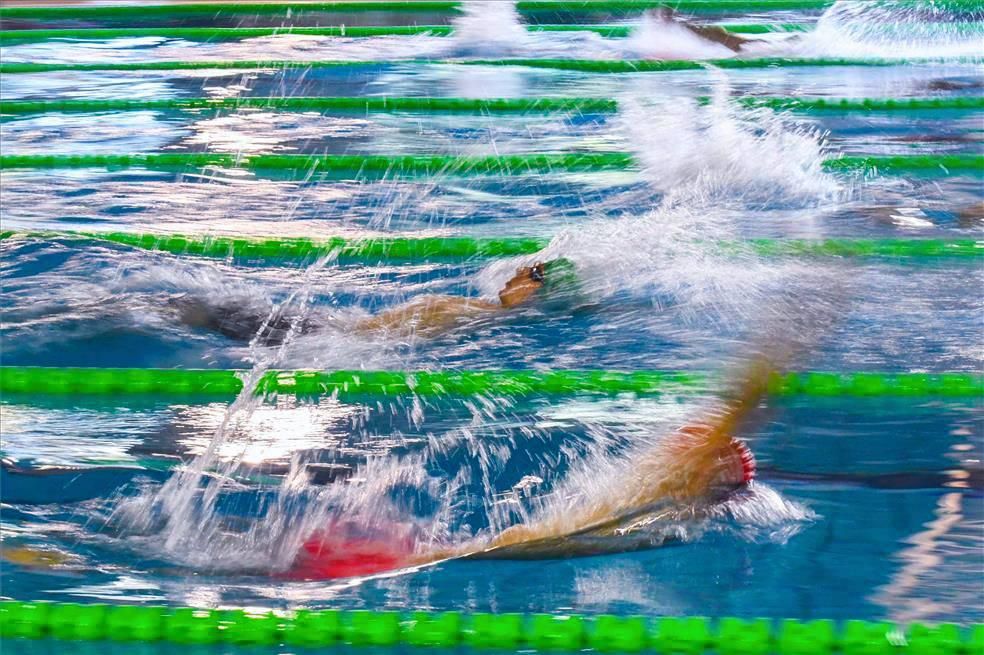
left=0, top=0, right=982, bottom=628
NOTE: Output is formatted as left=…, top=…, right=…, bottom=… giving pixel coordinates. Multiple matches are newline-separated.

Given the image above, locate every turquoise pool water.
left=0, top=0, right=981, bottom=630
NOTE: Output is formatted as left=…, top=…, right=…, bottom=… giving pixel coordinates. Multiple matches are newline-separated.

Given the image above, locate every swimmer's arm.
left=699, top=355, right=775, bottom=442
left=652, top=7, right=756, bottom=52
left=356, top=295, right=500, bottom=335
left=681, top=22, right=755, bottom=52
left=485, top=357, right=775, bottom=550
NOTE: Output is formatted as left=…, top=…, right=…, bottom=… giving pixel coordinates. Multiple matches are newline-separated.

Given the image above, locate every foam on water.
left=615, top=79, right=840, bottom=207
left=474, top=76, right=839, bottom=320
left=621, top=11, right=737, bottom=60
left=763, top=0, right=984, bottom=59
left=448, top=0, right=535, bottom=58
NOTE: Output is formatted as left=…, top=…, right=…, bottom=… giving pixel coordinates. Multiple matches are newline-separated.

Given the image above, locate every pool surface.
left=0, top=0, right=982, bottom=634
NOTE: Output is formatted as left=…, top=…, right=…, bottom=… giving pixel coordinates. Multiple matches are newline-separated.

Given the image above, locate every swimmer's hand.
left=486, top=356, right=772, bottom=549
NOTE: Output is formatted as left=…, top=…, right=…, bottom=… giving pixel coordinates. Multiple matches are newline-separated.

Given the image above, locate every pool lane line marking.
left=1, top=56, right=980, bottom=75
left=0, top=153, right=980, bottom=178
left=0, top=23, right=818, bottom=44
left=2, top=96, right=982, bottom=116
left=5, top=21, right=979, bottom=44
left=0, top=0, right=866, bottom=21
left=1, top=232, right=980, bottom=262
left=0, top=602, right=977, bottom=649
left=2, top=367, right=981, bottom=397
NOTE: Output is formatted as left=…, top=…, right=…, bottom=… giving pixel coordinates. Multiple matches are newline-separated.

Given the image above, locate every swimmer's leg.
left=170, top=296, right=313, bottom=346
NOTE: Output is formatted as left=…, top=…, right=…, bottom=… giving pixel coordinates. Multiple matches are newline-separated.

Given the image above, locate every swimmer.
left=291, top=356, right=769, bottom=578
left=355, top=261, right=550, bottom=336
left=174, top=259, right=580, bottom=344
left=644, top=7, right=763, bottom=53
left=473, top=357, right=765, bottom=558
left=955, top=201, right=984, bottom=228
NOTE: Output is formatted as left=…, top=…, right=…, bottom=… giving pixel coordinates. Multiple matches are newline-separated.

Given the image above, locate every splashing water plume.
left=100, top=74, right=843, bottom=581
left=623, top=11, right=737, bottom=60
left=476, top=77, right=839, bottom=325
left=790, top=0, right=984, bottom=59
left=450, top=0, right=533, bottom=57
left=619, top=76, right=840, bottom=208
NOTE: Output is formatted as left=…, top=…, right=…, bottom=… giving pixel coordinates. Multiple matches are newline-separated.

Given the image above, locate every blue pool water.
left=0, top=0, right=982, bottom=632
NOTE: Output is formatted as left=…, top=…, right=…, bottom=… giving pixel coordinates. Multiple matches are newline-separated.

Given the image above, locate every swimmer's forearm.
left=356, top=296, right=500, bottom=335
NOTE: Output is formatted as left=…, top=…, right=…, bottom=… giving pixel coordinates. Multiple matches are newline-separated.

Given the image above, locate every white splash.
left=617, top=74, right=840, bottom=207
left=777, top=0, right=984, bottom=59
left=449, top=0, right=534, bottom=57
left=475, top=75, right=837, bottom=318
left=622, top=11, right=737, bottom=60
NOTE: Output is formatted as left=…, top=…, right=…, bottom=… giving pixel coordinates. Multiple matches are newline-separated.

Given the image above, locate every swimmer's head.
left=499, top=262, right=546, bottom=308
left=498, top=258, right=584, bottom=309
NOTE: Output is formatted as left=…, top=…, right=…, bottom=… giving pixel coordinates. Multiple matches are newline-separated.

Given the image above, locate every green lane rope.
left=1, top=367, right=981, bottom=398
left=1, top=231, right=979, bottom=262
left=0, top=153, right=979, bottom=178
left=2, top=602, right=979, bottom=652
left=825, top=155, right=984, bottom=175
left=1, top=57, right=976, bottom=76
left=3, top=603, right=983, bottom=651
left=467, top=56, right=979, bottom=73
left=0, top=26, right=454, bottom=44
left=0, top=153, right=634, bottom=176
left=0, top=23, right=810, bottom=45
left=0, top=96, right=620, bottom=115
left=3, top=96, right=982, bottom=117
left=738, top=96, right=984, bottom=112
left=527, top=22, right=809, bottom=36
left=0, top=1, right=844, bottom=22
left=3, top=0, right=980, bottom=20
left=6, top=21, right=981, bottom=44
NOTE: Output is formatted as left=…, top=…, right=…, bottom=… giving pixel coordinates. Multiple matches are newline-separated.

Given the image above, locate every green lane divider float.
left=0, top=153, right=980, bottom=178
left=3, top=96, right=982, bottom=117
left=1, top=56, right=977, bottom=76
left=466, top=56, right=980, bottom=74
left=1, top=367, right=981, bottom=398
left=0, top=1, right=850, bottom=22
left=0, top=152, right=634, bottom=176
left=1, top=231, right=980, bottom=262
left=1, top=602, right=981, bottom=651
left=0, top=96, right=620, bottom=115
left=5, top=21, right=981, bottom=44
left=2, top=0, right=979, bottom=20
left=0, top=23, right=812, bottom=44
left=740, top=96, right=984, bottom=112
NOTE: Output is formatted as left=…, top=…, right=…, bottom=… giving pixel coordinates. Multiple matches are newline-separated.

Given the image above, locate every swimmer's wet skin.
left=647, top=8, right=764, bottom=52
left=290, top=358, right=768, bottom=579
left=176, top=260, right=571, bottom=343
left=354, top=261, right=548, bottom=336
